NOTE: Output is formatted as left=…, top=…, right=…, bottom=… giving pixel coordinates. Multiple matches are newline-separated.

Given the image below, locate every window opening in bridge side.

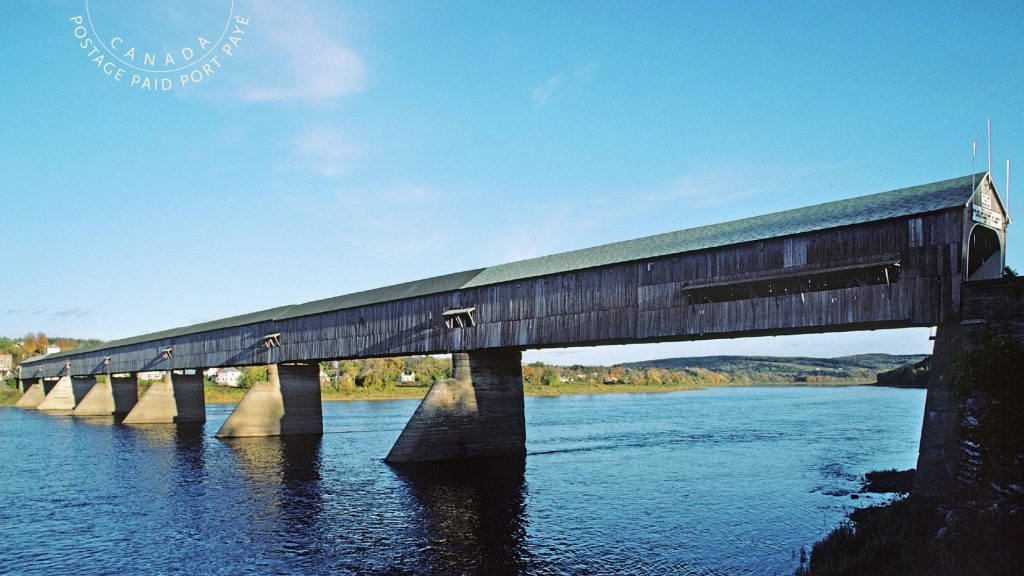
left=683, top=262, right=900, bottom=305
left=966, top=225, right=1002, bottom=281
left=443, top=307, right=477, bottom=328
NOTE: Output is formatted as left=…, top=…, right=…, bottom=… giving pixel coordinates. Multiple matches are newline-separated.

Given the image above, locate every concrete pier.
left=14, top=379, right=53, bottom=409
left=386, top=349, right=525, bottom=463
left=37, top=375, right=95, bottom=411
left=123, top=371, right=205, bottom=424
left=216, top=363, right=323, bottom=438
left=73, top=374, right=139, bottom=418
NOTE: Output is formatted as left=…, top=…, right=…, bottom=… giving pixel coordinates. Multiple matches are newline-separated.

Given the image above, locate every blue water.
left=0, top=386, right=925, bottom=575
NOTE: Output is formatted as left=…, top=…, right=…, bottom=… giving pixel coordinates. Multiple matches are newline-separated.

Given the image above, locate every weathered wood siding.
left=23, top=208, right=968, bottom=378
left=31, top=321, right=277, bottom=379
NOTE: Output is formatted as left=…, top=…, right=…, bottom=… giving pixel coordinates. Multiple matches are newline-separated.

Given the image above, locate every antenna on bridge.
left=988, top=118, right=993, bottom=175
left=973, top=139, right=977, bottom=191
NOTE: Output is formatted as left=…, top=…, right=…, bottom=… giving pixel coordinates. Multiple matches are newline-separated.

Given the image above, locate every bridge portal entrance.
left=967, top=225, right=1002, bottom=281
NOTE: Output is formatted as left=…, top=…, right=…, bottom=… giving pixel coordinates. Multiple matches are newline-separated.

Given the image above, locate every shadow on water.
left=389, top=456, right=532, bottom=575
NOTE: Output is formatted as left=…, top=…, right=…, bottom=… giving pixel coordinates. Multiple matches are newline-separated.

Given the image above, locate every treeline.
left=318, top=358, right=747, bottom=392
left=0, top=333, right=105, bottom=365
left=222, top=354, right=887, bottom=394
left=230, top=358, right=746, bottom=392
left=522, top=362, right=736, bottom=388
left=625, top=354, right=925, bottom=385
left=319, top=358, right=760, bottom=391
left=319, top=356, right=453, bottom=392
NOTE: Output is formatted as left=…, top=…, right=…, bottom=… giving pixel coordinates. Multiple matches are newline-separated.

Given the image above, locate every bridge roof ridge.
left=462, top=171, right=986, bottom=287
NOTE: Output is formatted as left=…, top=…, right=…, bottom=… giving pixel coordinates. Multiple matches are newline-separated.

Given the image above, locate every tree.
left=541, top=368, right=560, bottom=387
left=51, top=338, right=78, bottom=351
left=414, top=356, right=451, bottom=384
left=239, top=366, right=268, bottom=389
left=21, top=333, right=37, bottom=356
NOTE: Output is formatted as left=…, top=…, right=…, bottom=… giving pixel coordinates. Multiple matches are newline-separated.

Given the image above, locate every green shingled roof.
left=279, top=269, right=484, bottom=319
left=25, top=172, right=985, bottom=361
left=463, top=171, right=985, bottom=287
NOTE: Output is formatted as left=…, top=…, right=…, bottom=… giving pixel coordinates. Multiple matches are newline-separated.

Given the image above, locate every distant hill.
left=623, top=354, right=928, bottom=385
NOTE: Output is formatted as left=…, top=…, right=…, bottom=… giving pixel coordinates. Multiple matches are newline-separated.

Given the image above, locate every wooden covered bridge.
left=16, top=172, right=1008, bottom=487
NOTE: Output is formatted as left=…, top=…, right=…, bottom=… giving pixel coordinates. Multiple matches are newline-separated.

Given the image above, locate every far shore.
left=202, top=379, right=886, bottom=405
left=0, top=378, right=892, bottom=407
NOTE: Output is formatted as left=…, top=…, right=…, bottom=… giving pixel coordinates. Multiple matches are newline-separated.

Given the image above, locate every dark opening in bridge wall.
left=967, top=225, right=1002, bottom=281
left=683, top=262, right=901, bottom=305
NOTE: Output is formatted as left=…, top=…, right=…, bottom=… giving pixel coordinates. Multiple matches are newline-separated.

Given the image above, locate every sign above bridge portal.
left=971, top=176, right=1008, bottom=230
left=973, top=204, right=1003, bottom=229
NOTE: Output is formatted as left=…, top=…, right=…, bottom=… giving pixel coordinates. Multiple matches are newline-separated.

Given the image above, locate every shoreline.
left=0, top=379, right=899, bottom=407
left=209, top=379, right=884, bottom=404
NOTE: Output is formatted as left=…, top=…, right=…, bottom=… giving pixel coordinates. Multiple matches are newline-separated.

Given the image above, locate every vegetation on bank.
left=0, top=380, right=20, bottom=406
left=625, top=354, right=925, bottom=386
left=312, top=353, right=922, bottom=401
left=794, top=494, right=1024, bottom=576
left=862, top=469, right=916, bottom=494
left=875, top=357, right=930, bottom=388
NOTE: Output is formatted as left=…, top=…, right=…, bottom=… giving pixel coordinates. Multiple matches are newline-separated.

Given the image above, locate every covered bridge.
left=15, top=171, right=1009, bottom=466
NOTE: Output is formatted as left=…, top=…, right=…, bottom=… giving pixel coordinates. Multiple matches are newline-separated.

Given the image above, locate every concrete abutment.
left=37, top=375, right=95, bottom=411
left=216, top=363, right=323, bottom=438
left=15, top=379, right=52, bottom=409
left=122, top=371, right=205, bottom=424
left=73, top=374, right=139, bottom=418
left=914, top=279, right=1024, bottom=500
left=386, top=348, right=526, bottom=464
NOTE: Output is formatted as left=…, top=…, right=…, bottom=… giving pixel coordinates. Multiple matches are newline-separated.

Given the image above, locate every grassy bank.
left=0, top=384, right=21, bottom=406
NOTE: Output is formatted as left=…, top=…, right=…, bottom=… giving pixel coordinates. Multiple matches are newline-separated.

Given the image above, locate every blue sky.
left=2, top=1, right=1022, bottom=364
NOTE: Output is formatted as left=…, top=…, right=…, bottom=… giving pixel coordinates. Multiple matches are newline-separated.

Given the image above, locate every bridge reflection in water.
left=224, top=435, right=328, bottom=569
left=391, top=457, right=530, bottom=575
left=222, top=435, right=529, bottom=574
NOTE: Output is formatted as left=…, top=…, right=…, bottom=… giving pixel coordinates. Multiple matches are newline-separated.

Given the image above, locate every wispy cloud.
left=285, top=128, right=359, bottom=177
left=241, top=0, right=367, bottom=103
left=488, top=198, right=634, bottom=263
left=532, top=74, right=564, bottom=108
left=281, top=182, right=446, bottom=261
left=50, top=308, right=91, bottom=320
left=645, top=171, right=763, bottom=207
left=381, top=184, right=432, bottom=203
left=532, top=62, right=598, bottom=109
left=639, top=162, right=860, bottom=212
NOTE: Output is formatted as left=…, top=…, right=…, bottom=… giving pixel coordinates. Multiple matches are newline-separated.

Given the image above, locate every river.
left=0, top=385, right=925, bottom=575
